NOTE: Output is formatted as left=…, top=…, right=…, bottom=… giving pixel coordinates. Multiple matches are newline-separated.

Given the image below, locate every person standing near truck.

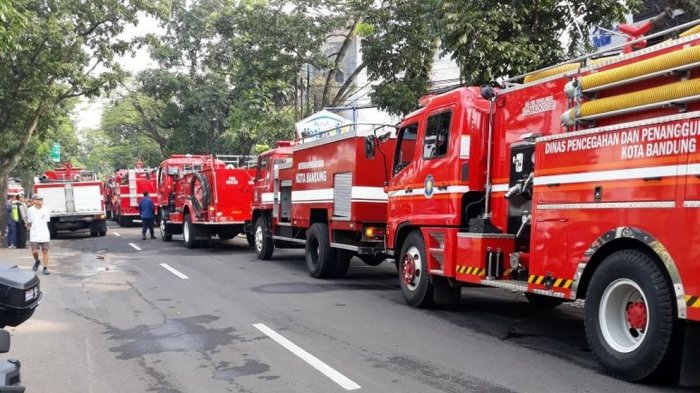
left=12, top=195, right=27, bottom=248
left=5, top=195, right=15, bottom=249
left=138, top=191, right=156, bottom=240
left=27, top=194, right=51, bottom=275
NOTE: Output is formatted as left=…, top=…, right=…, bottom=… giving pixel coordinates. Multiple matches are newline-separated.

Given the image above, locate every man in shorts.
left=26, top=194, right=51, bottom=275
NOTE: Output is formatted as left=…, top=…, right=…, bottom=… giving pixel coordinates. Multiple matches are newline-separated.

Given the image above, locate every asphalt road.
left=0, top=222, right=690, bottom=393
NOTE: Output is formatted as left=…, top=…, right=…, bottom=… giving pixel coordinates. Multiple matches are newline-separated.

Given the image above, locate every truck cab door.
left=388, top=122, right=420, bottom=246
left=413, top=106, right=460, bottom=226
left=253, top=156, right=271, bottom=209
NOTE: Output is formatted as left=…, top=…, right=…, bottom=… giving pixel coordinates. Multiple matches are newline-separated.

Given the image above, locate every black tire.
left=98, top=230, right=107, bottom=237
left=332, top=250, right=353, bottom=279
left=584, top=249, right=681, bottom=382
left=160, top=220, right=173, bottom=242
left=90, top=231, right=98, bottom=237
left=254, top=216, right=273, bottom=260
left=49, top=223, right=57, bottom=239
left=525, top=293, right=564, bottom=308
left=183, top=214, right=198, bottom=249
left=359, top=255, right=385, bottom=266
left=246, top=232, right=255, bottom=248
left=305, top=223, right=334, bottom=279
left=398, top=231, right=434, bottom=308
left=118, top=216, right=130, bottom=227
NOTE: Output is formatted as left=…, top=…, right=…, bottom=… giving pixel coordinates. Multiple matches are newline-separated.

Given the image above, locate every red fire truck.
left=114, top=163, right=158, bottom=227
left=33, top=163, right=107, bottom=237
left=157, top=154, right=256, bottom=248
left=249, top=127, right=395, bottom=278
left=372, top=20, right=700, bottom=384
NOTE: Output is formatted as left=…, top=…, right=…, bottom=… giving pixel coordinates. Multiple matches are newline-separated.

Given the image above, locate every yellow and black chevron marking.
left=528, top=274, right=573, bottom=289
left=456, top=265, right=486, bottom=276
left=685, top=295, right=700, bottom=309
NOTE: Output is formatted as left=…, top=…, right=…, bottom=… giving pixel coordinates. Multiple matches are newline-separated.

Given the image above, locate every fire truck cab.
left=157, top=154, right=256, bottom=248
left=385, top=23, right=700, bottom=383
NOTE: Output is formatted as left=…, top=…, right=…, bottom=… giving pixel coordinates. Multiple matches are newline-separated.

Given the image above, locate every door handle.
left=437, top=185, right=447, bottom=191
left=405, top=188, right=413, bottom=194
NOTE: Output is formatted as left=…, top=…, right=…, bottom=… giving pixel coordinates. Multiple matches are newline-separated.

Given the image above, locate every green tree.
left=0, top=0, right=164, bottom=203
left=361, top=0, right=639, bottom=115
left=435, top=0, right=641, bottom=86
left=0, top=0, right=27, bottom=52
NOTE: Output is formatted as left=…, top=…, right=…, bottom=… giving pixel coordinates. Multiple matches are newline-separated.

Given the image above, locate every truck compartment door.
left=38, top=186, right=68, bottom=214
left=333, top=172, right=352, bottom=218
left=73, top=185, right=102, bottom=213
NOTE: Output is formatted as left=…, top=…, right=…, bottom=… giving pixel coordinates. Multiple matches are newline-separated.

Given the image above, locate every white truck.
left=33, top=164, right=107, bottom=238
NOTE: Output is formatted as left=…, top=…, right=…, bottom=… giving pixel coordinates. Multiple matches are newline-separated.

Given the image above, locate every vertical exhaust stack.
left=466, top=85, right=502, bottom=234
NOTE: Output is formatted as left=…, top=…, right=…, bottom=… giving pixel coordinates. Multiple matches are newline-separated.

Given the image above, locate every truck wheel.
left=399, top=231, right=434, bottom=308
left=359, top=255, right=385, bottom=266
left=585, top=249, right=681, bottom=382
left=332, top=250, right=353, bottom=279
left=98, top=230, right=107, bottom=237
left=160, top=220, right=172, bottom=242
left=306, top=223, right=334, bottom=278
left=183, top=214, right=198, bottom=249
left=525, top=293, right=564, bottom=308
left=49, top=223, right=57, bottom=239
left=246, top=232, right=255, bottom=248
left=254, top=217, right=273, bottom=260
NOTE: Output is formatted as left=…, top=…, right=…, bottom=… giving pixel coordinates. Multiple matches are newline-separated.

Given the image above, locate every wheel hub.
left=255, top=226, right=263, bottom=251
left=402, top=254, right=416, bottom=286
left=626, top=301, right=647, bottom=330
left=401, top=246, right=422, bottom=291
left=599, top=278, right=649, bottom=353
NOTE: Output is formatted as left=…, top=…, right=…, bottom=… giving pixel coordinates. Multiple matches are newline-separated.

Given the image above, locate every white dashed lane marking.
left=253, top=323, right=361, bottom=391
left=160, top=263, right=189, bottom=280
left=128, top=243, right=142, bottom=251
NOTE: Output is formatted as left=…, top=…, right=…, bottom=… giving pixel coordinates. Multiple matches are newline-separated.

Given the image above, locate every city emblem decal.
left=424, top=174, right=434, bottom=199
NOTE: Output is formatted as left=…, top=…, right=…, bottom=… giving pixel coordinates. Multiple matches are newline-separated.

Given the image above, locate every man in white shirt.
left=26, top=194, right=51, bottom=275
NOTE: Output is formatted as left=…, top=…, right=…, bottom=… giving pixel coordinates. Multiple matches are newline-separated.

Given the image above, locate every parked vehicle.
left=376, top=19, right=700, bottom=384
left=157, top=154, right=256, bottom=248
left=33, top=163, right=107, bottom=237
left=248, top=127, right=395, bottom=278
left=114, top=163, right=158, bottom=227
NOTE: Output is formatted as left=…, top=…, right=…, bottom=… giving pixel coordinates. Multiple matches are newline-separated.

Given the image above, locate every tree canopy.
left=3, top=0, right=658, bottom=185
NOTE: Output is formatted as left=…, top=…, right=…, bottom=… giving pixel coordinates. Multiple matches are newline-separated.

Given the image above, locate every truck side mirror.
left=364, top=135, right=376, bottom=159
left=378, top=132, right=391, bottom=143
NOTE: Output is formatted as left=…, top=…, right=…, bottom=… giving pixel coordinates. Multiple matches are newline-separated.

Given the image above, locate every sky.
left=71, top=13, right=163, bottom=131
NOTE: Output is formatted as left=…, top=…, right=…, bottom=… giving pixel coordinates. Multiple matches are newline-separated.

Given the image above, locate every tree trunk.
left=321, top=19, right=359, bottom=108
left=0, top=104, right=42, bottom=243
left=332, top=60, right=367, bottom=106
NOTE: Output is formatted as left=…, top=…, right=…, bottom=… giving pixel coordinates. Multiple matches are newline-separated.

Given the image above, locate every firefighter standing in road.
left=139, top=191, right=156, bottom=240
left=27, top=194, right=51, bottom=275
left=12, top=195, right=27, bottom=248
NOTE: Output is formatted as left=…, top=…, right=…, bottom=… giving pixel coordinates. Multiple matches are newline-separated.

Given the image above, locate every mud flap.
left=680, top=321, right=700, bottom=387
